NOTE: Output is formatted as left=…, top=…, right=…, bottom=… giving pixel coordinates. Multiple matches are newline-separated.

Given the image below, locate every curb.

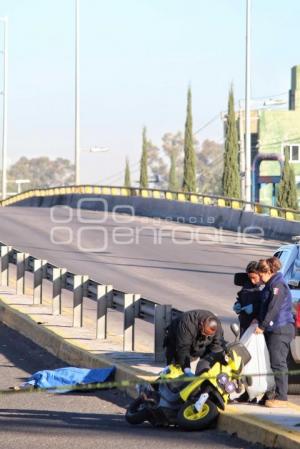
left=0, top=297, right=299, bottom=449
left=219, top=405, right=300, bottom=449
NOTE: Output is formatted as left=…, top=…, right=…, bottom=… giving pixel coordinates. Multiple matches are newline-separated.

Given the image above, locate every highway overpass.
left=0, top=205, right=282, bottom=334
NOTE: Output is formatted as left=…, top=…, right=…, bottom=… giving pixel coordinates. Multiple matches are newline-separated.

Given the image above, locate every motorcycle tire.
left=125, top=398, right=149, bottom=425
left=177, top=399, right=219, bottom=431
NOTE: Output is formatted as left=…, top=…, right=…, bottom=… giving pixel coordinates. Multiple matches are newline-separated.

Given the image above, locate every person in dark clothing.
left=233, top=261, right=263, bottom=337
left=255, top=257, right=295, bottom=408
left=164, top=310, right=226, bottom=375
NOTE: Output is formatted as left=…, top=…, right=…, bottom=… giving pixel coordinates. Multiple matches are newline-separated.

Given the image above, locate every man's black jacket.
left=164, top=309, right=225, bottom=369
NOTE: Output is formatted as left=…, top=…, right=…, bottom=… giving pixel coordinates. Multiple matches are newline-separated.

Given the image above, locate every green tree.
left=168, top=151, right=179, bottom=191
left=277, top=149, right=298, bottom=210
left=162, top=132, right=184, bottom=163
left=139, top=127, right=148, bottom=188
left=289, top=166, right=299, bottom=210
left=124, top=157, right=131, bottom=187
left=197, top=139, right=224, bottom=194
left=8, top=156, right=75, bottom=190
left=222, top=86, right=241, bottom=198
left=147, top=139, right=168, bottom=188
left=182, top=87, right=197, bottom=192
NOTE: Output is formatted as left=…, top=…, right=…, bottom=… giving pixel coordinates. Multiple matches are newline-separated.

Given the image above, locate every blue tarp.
left=23, top=366, right=116, bottom=393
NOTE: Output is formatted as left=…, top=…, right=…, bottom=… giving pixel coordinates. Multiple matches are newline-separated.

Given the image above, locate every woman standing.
left=255, top=257, right=295, bottom=408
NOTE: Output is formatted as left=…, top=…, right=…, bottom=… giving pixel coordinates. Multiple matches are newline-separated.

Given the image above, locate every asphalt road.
left=0, top=322, right=265, bottom=449
left=0, top=206, right=282, bottom=322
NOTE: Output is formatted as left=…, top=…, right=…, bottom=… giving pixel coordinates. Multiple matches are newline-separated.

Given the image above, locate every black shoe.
left=235, top=391, right=249, bottom=403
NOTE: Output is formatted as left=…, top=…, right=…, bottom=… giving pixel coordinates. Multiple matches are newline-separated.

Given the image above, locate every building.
left=237, top=65, right=300, bottom=206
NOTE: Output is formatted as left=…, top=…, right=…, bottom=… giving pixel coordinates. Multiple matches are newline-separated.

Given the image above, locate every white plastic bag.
left=240, top=323, right=275, bottom=400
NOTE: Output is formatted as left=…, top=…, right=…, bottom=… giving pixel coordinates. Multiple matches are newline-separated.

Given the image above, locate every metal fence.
left=0, top=242, right=181, bottom=362
left=1, top=184, right=299, bottom=222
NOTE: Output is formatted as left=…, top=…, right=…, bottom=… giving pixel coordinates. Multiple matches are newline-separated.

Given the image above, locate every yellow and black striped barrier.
left=0, top=185, right=299, bottom=223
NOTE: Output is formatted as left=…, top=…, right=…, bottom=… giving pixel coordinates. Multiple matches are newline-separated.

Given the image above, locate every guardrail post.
left=33, top=259, right=46, bottom=305
left=73, top=274, right=84, bottom=327
left=123, top=293, right=140, bottom=351
left=154, top=304, right=172, bottom=362
left=52, top=268, right=64, bottom=315
left=96, top=284, right=113, bottom=339
left=0, top=245, right=11, bottom=286
left=16, top=252, right=26, bottom=295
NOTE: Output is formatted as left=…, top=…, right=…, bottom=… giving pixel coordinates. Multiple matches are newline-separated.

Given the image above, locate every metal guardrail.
left=0, top=184, right=299, bottom=222
left=0, top=242, right=181, bottom=362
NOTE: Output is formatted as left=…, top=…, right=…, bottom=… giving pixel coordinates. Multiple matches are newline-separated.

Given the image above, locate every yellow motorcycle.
left=125, top=341, right=250, bottom=430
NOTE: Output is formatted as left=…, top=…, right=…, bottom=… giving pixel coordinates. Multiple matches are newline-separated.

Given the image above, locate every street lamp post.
left=75, top=0, right=80, bottom=185
left=244, top=0, right=252, bottom=208
left=239, top=103, right=246, bottom=199
left=81, top=146, right=109, bottom=154
left=15, top=179, right=30, bottom=194
left=0, top=17, right=8, bottom=200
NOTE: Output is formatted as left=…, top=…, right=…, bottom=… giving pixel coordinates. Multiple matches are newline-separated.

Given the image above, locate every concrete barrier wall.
left=10, top=194, right=300, bottom=242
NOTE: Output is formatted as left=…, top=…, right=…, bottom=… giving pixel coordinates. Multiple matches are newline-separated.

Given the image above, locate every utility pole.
left=0, top=17, right=8, bottom=200
left=75, top=0, right=80, bottom=185
left=244, top=0, right=252, bottom=208
left=239, top=106, right=245, bottom=199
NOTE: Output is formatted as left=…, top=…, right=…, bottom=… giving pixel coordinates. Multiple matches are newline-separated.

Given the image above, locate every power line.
left=193, top=113, right=221, bottom=135
left=102, top=111, right=225, bottom=184
left=102, top=159, right=140, bottom=184
left=258, top=136, right=300, bottom=148
left=252, top=91, right=288, bottom=101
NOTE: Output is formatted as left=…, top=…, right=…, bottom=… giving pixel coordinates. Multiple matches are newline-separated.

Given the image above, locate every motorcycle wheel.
left=125, top=398, right=149, bottom=425
left=177, top=399, right=219, bottom=431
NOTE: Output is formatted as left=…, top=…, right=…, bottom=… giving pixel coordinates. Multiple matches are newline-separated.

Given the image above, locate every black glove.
left=204, top=351, right=228, bottom=366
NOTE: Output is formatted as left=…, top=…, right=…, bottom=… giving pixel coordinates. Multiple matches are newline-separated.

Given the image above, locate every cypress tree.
left=289, top=166, right=298, bottom=210
left=182, top=87, right=196, bottom=192
left=277, top=148, right=298, bottom=210
left=139, top=127, right=148, bottom=188
left=124, top=157, right=131, bottom=187
left=168, top=151, right=179, bottom=191
left=222, top=86, right=241, bottom=198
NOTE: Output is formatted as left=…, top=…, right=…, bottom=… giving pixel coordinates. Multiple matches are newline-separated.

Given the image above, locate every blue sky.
left=0, top=0, right=300, bottom=184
